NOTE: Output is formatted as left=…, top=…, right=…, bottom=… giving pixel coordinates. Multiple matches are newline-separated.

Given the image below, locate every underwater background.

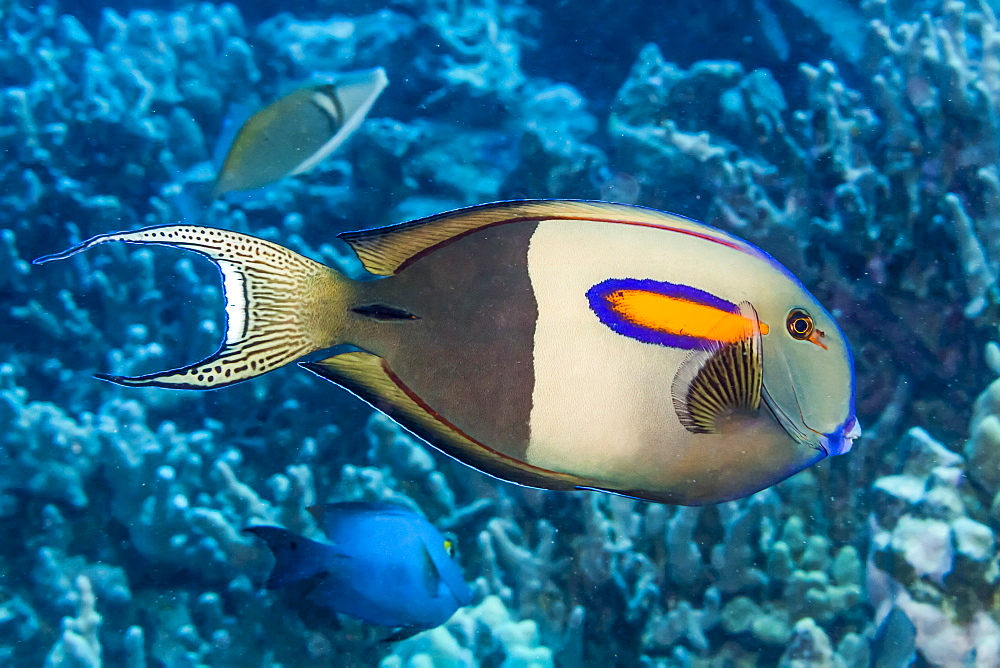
left=3, top=0, right=1000, bottom=665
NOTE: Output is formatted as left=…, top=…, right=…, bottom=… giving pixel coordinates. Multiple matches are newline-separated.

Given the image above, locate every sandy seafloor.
left=3, top=0, right=1000, bottom=665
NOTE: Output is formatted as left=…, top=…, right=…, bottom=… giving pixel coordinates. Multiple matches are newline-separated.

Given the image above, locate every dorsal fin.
left=338, top=199, right=762, bottom=276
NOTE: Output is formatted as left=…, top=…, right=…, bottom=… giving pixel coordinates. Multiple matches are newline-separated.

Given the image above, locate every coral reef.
left=869, top=424, right=999, bottom=665
left=1, top=0, right=998, bottom=664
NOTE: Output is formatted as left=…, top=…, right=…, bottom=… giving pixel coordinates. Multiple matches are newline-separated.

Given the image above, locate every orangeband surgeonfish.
left=34, top=200, right=860, bottom=505
left=212, top=67, right=388, bottom=197
left=245, top=501, right=472, bottom=639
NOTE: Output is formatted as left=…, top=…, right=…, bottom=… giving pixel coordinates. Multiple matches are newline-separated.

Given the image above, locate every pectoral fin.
left=301, top=351, right=586, bottom=490
left=420, top=543, right=444, bottom=599
left=420, top=533, right=472, bottom=605
left=671, top=302, right=764, bottom=434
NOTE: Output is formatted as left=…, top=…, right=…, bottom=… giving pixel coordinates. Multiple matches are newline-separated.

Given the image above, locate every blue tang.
left=35, top=200, right=860, bottom=505
left=244, top=502, right=472, bottom=637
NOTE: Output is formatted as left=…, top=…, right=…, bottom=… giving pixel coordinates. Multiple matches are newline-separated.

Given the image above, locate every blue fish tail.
left=870, top=605, right=917, bottom=668
left=244, top=526, right=343, bottom=589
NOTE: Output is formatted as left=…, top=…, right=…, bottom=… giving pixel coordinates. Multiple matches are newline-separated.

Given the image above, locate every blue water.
left=2, top=0, right=998, bottom=665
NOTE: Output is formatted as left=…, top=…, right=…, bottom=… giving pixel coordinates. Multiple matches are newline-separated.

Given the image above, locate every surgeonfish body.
left=245, top=502, right=471, bottom=636
left=35, top=200, right=861, bottom=505
left=212, top=67, right=389, bottom=197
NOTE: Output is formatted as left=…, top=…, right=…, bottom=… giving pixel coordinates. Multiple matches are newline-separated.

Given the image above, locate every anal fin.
left=301, top=352, right=584, bottom=491
left=380, top=626, right=427, bottom=643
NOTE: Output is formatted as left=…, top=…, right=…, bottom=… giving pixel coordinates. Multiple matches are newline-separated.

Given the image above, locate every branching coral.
left=2, top=0, right=998, bottom=664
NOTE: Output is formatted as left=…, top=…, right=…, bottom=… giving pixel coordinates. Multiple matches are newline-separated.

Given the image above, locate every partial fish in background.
left=212, top=67, right=389, bottom=197
left=244, top=501, right=472, bottom=640
left=870, top=606, right=917, bottom=668
left=34, top=200, right=860, bottom=505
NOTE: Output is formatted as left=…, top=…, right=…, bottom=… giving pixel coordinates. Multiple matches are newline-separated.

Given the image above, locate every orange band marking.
left=606, top=290, right=769, bottom=342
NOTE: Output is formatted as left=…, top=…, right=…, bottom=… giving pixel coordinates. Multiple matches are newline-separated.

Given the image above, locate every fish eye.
left=786, top=308, right=815, bottom=340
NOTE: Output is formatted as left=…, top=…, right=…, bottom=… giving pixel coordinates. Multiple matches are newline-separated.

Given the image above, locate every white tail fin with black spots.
left=34, top=225, right=349, bottom=389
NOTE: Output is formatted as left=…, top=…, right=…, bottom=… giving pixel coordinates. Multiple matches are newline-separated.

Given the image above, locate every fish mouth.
left=762, top=348, right=859, bottom=458
left=762, top=378, right=860, bottom=458
left=819, top=415, right=861, bottom=457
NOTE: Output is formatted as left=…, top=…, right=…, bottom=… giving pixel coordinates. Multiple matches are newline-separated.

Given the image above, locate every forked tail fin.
left=34, top=225, right=350, bottom=390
